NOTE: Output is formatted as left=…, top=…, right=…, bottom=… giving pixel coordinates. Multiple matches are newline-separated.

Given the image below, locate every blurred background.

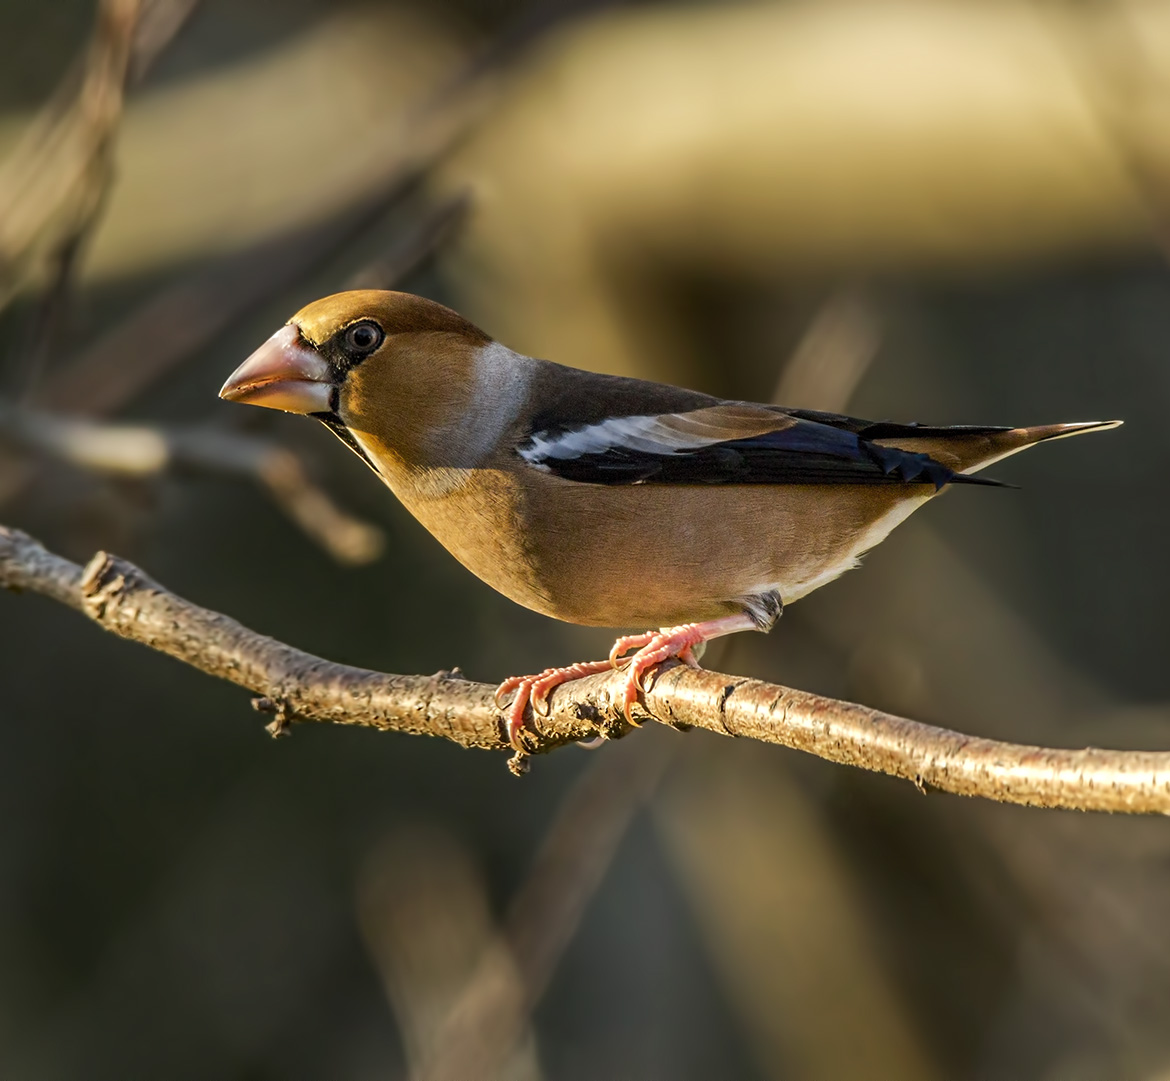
left=0, top=0, right=1168, bottom=1077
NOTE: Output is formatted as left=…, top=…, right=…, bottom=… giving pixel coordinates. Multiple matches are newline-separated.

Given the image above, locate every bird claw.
left=496, top=625, right=714, bottom=756
left=621, top=684, right=641, bottom=727
left=609, top=631, right=657, bottom=667
left=612, top=623, right=711, bottom=724
left=493, top=679, right=519, bottom=710
left=494, top=658, right=616, bottom=753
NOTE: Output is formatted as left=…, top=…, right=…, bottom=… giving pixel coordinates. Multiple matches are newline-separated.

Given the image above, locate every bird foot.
left=496, top=614, right=758, bottom=754
left=495, top=659, right=616, bottom=750
left=495, top=623, right=719, bottom=752
left=608, top=625, right=707, bottom=724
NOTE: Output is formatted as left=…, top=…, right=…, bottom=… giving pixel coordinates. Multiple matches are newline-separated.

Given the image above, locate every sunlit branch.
left=3, top=523, right=1169, bottom=810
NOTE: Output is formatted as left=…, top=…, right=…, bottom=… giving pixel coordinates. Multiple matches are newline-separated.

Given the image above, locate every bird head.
left=219, top=290, right=498, bottom=470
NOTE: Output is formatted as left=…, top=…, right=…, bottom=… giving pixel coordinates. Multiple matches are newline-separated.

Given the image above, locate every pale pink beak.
left=219, top=324, right=333, bottom=414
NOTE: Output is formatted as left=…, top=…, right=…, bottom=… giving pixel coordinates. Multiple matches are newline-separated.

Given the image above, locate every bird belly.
left=383, top=461, right=937, bottom=627
left=772, top=489, right=932, bottom=604
left=512, top=478, right=937, bottom=627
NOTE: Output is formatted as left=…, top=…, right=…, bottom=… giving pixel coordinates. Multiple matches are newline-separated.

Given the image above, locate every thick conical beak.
left=219, top=324, right=333, bottom=414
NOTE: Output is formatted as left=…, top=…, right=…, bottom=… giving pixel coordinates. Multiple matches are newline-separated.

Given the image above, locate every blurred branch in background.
left=436, top=0, right=1170, bottom=382
left=357, top=825, right=544, bottom=1081
left=129, top=0, right=202, bottom=82
left=657, top=745, right=937, bottom=1081
left=0, top=0, right=138, bottom=309
left=771, top=285, right=882, bottom=412
left=1036, top=0, right=1170, bottom=257
left=421, top=735, right=674, bottom=1081
left=3, top=524, right=1170, bottom=813
left=0, top=191, right=465, bottom=512
left=0, top=0, right=474, bottom=519
left=0, top=403, right=383, bottom=564
left=35, top=192, right=469, bottom=419
left=359, top=735, right=672, bottom=1081
left=0, top=0, right=200, bottom=369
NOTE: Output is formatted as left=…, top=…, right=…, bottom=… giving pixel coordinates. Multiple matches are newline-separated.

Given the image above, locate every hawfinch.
left=220, top=290, right=1120, bottom=750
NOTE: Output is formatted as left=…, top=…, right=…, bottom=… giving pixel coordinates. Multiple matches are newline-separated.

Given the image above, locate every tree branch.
left=0, top=402, right=384, bottom=565
left=0, top=0, right=199, bottom=312
left=3, top=523, right=1169, bottom=811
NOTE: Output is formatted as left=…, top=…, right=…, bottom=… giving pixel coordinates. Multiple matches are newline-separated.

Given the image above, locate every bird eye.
left=342, top=321, right=384, bottom=356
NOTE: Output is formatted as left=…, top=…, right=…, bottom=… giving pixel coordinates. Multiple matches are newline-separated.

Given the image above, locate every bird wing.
left=517, top=404, right=1002, bottom=488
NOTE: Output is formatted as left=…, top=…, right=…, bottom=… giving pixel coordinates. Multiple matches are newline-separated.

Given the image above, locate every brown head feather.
left=290, top=290, right=491, bottom=347
left=288, top=290, right=530, bottom=475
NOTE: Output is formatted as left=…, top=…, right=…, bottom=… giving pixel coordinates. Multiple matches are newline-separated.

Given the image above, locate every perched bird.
left=220, top=290, right=1120, bottom=750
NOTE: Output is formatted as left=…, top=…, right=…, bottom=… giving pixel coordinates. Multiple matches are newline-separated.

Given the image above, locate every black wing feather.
left=525, top=411, right=1006, bottom=489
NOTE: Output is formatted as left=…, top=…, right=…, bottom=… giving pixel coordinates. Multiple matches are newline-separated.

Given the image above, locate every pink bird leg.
left=495, top=612, right=758, bottom=751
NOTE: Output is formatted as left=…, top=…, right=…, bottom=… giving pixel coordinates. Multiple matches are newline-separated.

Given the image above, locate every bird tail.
left=872, top=419, right=1122, bottom=479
